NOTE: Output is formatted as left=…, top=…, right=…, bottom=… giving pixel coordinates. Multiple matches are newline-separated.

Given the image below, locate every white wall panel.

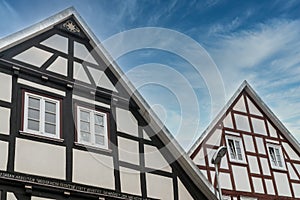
left=0, top=141, right=8, bottom=170
left=73, top=149, right=114, bottom=189
left=247, top=156, right=260, bottom=174
left=178, top=178, right=193, bottom=200
left=119, top=167, right=141, bottom=196
left=223, top=114, right=233, bottom=128
left=282, top=142, right=300, bottom=160
left=118, top=137, right=139, bottom=165
left=267, top=121, right=278, bottom=138
left=207, top=148, right=217, bottom=168
left=15, top=138, right=66, bottom=179
left=287, top=162, right=299, bottom=180
left=88, top=66, right=116, bottom=91
left=233, top=96, right=246, bottom=112
left=255, top=137, right=266, bottom=155
left=40, top=34, right=68, bottom=53
left=220, top=154, right=229, bottom=169
left=0, top=107, right=10, bottom=135
left=243, top=135, right=255, bottom=153
left=206, top=129, right=222, bottom=146
left=274, top=172, right=292, bottom=197
left=73, top=62, right=91, bottom=84
left=32, top=197, right=55, bottom=200
left=6, top=192, right=17, bottom=200
left=220, top=172, right=232, bottom=190
left=146, top=173, right=173, bottom=200
left=47, top=56, right=68, bottom=76
left=252, top=177, right=264, bottom=193
left=264, top=179, right=275, bottom=195
left=292, top=183, right=300, bottom=198
left=18, top=78, right=65, bottom=96
left=0, top=72, right=12, bottom=102
left=260, top=157, right=271, bottom=176
left=232, top=165, right=251, bottom=192
left=193, top=149, right=206, bottom=166
left=210, top=171, right=215, bottom=186
left=116, top=108, right=138, bottom=137
left=251, top=118, right=267, bottom=135
left=200, top=170, right=208, bottom=179
left=247, top=97, right=262, bottom=116
left=143, top=129, right=151, bottom=140
left=74, top=41, right=97, bottom=65
left=234, top=114, right=251, bottom=132
left=13, top=47, right=53, bottom=67
left=144, top=145, right=172, bottom=172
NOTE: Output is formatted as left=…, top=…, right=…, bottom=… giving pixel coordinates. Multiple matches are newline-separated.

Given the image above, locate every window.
left=77, top=106, right=108, bottom=149
left=225, top=135, right=246, bottom=163
left=23, top=92, right=60, bottom=138
left=267, top=143, right=285, bottom=170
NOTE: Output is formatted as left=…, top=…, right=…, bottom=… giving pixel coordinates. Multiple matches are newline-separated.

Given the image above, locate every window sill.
left=19, top=131, right=64, bottom=143
left=74, top=142, right=112, bottom=153
left=229, top=159, right=248, bottom=165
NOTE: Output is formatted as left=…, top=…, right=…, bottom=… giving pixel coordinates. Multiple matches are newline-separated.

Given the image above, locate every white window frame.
left=77, top=106, right=109, bottom=149
left=225, top=134, right=246, bottom=163
left=23, top=92, right=60, bottom=139
left=240, top=197, right=257, bottom=200
left=266, top=143, right=286, bottom=170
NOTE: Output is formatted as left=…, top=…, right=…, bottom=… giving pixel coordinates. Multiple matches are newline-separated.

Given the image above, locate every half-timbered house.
left=0, top=7, right=217, bottom=200
left=189, top=81, right=300, bottom=200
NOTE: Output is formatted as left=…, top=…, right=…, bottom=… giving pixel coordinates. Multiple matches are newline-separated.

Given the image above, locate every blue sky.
left=1, top=0, right=300, bottom=150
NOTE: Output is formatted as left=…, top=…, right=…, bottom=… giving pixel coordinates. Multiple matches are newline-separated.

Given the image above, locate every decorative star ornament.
left=63, top=20, right=80, bottom=33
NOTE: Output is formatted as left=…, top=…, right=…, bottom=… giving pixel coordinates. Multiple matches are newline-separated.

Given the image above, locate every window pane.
left=45, top=101, right=56, bottom=113
left=228, top=139, right=236, bottom=159
left=28, top=108, right=40, bottom=120
left=95, top=125, right=104, bottom=134
left=95, top=134, right=105, bottom=145
left=45, top=123, right=56, bottom=134
left=275, top=148, right=282, bottom=167
left=95, top=114, right=104, bottom=125
left=80, top=121, right=90, bottom=132
left=269, top=147, right=277, bottom=166
left=28, top=119, right=39, bottom=131
left=80, top=131, right=91, bottom=142
left=80, top=110, right=90, bottom=122
left=45, top=112, right=56, bottom=124
left=235, top=140, right=242, bottom=160
left=29, top=97, right=40, bottom=108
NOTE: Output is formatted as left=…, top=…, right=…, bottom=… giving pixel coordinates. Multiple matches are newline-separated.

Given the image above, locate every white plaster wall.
left=210, top=171, right=215, bottom=186
left=32, top=197, right=55, bottom=200
left=118, top=137, right=139, bottom=165
left=233, top=96, right=246, bottom=112
left=73, top=62, right=91, bottom=84
left=143, top=129, right=151, bottom=140
left=0, top=141, right=8, bottom=170
left=267, top=121, right=278, bottom=138
left=18, top=78, right=65, bottom=96
left=247, top=155, right=260, bottom=174
left=260, top=157, right=271, bottom=176
left=13, top=47, right=53, bottom=67
left=0, top=72, right=12, bottom=102
left=146, top=173, right=173, bottom=200
left=72, top=95, right=110, bottom=109
left=6, top=192, right=17, bottom=200
left=88, top=67, right=116, bottom=92
left=282, top=142, right=300, bottom=161
left=247, top=97, right=262, bottom=116
left=274, top=172, right=292, bottom=197
left=119, top=167, right=141, bottom=196
left=207, top=148, right=217, bottom=168
left=232, top=165, right=251, bottom=192
left=220, top=172, right=232, bottom=190
left=177, top=178, right=193, bottom=200
left=223, top=114, right=233, bottom=128
left=264, top=179, right=275, bottom=195
left=15, top=138, right=66, bottom=179
left=206, top=129, right=222, bottom=146
left=116, top=108, right=139, bottom=137
left=220, top=154, right=229, bottom=169
left=40, top=34, right=68, bottom=53
left=144, top=145, right=172, bottom=172
left=287, top=162, right=299, bottom=180
left=73, top=149, right=114, bottom=189
left=255, top=137, right=266, bottom=154
left=200, top=170, right=208, bottom=179
left=234, top=114, right=251, bottom=132
left=292, top=183, right=300, bottom=198
left=243, top=135, right=255, bottom=153
left=251, top=118, right=267, bottom=135
left=0, top=106, right=10, bottom=135
left=193, top=148, right=206, bottom=166
left=74, top=41, right=97, bottom=65
left=47, top=57, right=68, bottom=76
left=252, top=177, right=264, bottom=193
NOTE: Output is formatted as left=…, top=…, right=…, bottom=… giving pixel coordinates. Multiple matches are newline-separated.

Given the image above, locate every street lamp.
left=211, top=146, right=227, bottom=200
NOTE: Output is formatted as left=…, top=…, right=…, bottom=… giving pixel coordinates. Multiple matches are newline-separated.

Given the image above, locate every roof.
left=0, top=7, right=218, bottom=200
left=188, top=80, right=300, bottom=157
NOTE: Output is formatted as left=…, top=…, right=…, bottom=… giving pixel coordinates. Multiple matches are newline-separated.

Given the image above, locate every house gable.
left=190, top=81, right=300, bottom=199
